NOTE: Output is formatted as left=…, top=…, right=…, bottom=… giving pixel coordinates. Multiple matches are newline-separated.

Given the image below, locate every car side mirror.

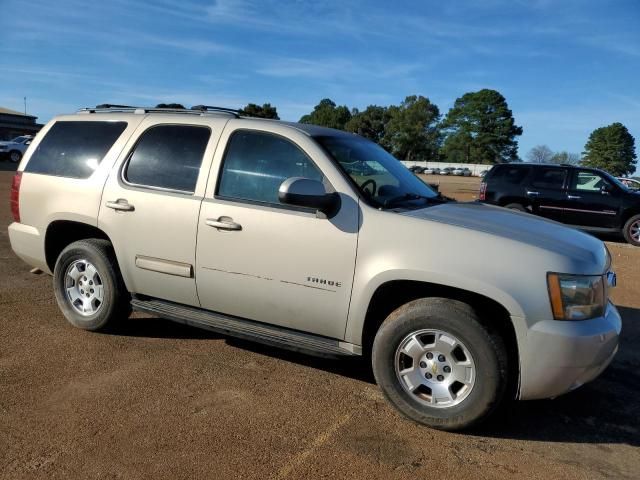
left=278, top=177, right=339, bottom=214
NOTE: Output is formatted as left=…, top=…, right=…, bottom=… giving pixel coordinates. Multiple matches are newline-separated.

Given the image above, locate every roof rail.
left=77, top=104, right=239, bottom=117
left=190, top=105, right=241, bottom=116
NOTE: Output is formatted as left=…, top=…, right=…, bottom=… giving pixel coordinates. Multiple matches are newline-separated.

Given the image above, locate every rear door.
left=526, top=167, right=568, bottom=221
left=99, top=116, right=225, bottom=306
left=563, top=169, right=622, bottom=228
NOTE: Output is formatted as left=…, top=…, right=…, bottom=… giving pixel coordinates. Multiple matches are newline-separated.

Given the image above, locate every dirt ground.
left=1, top=168, right=639, bottom=480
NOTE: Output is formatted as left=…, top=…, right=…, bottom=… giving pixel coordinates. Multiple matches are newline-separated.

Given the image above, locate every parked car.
left=480, top=163, right=640, bottom=246
left=439, top=167, right=454, bottom=175
left=9, top=105, right=620, bottom=431
left=423, top=167, right=439, bottom=175
left=408, top=165, right=423, bottom=174
left=453, top=167, right=472, bottom=176
left=0, top=135, right=33, bottom=162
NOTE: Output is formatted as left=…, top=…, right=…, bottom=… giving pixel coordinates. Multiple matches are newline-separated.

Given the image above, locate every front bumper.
left=518, top=301, right=621, bottom=400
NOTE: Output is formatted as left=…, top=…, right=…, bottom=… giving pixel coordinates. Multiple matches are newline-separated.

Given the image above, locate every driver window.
left=217, top=130, right=324, bottom=205
left=572, top=171, right=610, bottom=192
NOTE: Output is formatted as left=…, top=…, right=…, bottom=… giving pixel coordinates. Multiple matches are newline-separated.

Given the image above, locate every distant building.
left=0, top=106, right=43, bottom=141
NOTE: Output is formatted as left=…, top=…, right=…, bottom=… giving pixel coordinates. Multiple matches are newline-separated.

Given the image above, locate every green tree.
left=441, top=89, right=523, bottom=164
left=582, top=122, right=637, bottom=176
left=239, top=103, right=279, bottom=119
left=299, top=99, right=351, bottom=130
left=549, top=151, right=581, bottom=165
left=527, top=145, right=554, bottom=163
left=382, top=95, right=441, bottom=162
left=155, top=103, right=185, bottom=109
left=344, top=105, right=390, bottom=144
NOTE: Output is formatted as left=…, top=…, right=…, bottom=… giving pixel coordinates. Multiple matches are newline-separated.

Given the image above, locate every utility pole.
left=24, top=97, right=27, bottom=115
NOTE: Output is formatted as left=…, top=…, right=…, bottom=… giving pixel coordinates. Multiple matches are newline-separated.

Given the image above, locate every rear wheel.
left=623, top=214, right=640, bottom=246
left=504, top=203, right=527, bottom=212
left=372, top=298, right=508, bottom=431
left=53, top=239, right=131, bottom=331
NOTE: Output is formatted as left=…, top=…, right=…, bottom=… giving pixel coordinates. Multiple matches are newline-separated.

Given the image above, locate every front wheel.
left=9, top=150, right=22, bottom=163
left=53, top=239, right=131, bottom=331
left=372, top=298, right=508, bottom=431
left=623, top=214, right=640, bottom=247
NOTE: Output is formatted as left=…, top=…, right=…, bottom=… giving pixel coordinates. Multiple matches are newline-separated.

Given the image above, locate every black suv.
left=479, top=163, right=640, bottom=246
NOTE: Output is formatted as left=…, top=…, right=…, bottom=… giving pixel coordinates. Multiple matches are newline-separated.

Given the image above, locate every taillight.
left=10, top=171, right=22, bottom=223
left=479, top=181, right=487, bottom=201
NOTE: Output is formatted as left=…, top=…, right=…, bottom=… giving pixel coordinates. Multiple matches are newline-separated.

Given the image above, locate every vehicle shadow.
left=113, top=306, right=638, bottom=444
left=112, top=314, right=376, bottom=383
left=474, top=305, right=640, bottom=445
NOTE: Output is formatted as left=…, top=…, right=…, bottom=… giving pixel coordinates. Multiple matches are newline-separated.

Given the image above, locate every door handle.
left=567, top=195, right=581, bottom=200
left=206, top=217, right=242, bottom=231
left=526, top=190, right=539, bottom=196
left=105, top=199, right=135, bottom=211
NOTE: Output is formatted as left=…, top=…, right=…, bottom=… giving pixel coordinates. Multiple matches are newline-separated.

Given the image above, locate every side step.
left=131, top=297, right=362, bottom=358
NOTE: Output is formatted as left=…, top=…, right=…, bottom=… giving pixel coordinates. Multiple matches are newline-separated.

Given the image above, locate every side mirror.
left=278, top=177, right=339, bottom=214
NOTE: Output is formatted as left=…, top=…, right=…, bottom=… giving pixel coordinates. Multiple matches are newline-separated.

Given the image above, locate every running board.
left=131, top=297, right=362, bottom=358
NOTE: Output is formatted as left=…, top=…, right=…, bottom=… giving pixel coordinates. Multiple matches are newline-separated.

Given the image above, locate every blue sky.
left=0, top=0, right=638, bottom=169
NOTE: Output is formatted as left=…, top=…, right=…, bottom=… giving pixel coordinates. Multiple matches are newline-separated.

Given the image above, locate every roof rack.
left=190, top=105, right=241, bottom=116
left=77, top=104, right=239, bottom=117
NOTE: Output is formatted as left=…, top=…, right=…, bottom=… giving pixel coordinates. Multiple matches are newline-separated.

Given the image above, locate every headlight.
left=547, top=273, right=606, bottom=320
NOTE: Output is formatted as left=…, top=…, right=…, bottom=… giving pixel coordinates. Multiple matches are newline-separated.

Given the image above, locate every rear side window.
left=489, top=166, right=530, bottom=185
left=25, top=121, right=127, bottom=178
left=531, top=168, right=567, bottom=189
left=217, top=130, right=323, bottom=205
left=124, top=125, right=211, bottom=193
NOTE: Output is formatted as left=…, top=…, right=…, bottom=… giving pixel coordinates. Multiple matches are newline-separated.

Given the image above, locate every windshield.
left=315, top=135, right=439, bottom=209
left=10, top=136, right=28, bottom=143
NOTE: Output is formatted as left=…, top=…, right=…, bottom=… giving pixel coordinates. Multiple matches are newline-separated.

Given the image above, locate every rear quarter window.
left=488, top=165, right=531, bottom=185
left=24, top=121, right=128, bottom=179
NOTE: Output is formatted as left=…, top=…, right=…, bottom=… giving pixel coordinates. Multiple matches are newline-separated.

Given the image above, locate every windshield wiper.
left=382, top=193, right=438, bottom=208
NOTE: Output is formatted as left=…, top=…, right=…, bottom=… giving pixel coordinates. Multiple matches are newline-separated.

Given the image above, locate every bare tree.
left=550, top=151, right=581, bottom=165
left=526, top=145, right=554, bottom=163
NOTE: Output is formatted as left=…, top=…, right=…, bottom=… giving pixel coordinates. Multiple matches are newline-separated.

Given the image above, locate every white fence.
left=401, top=161, right=490, bottom=176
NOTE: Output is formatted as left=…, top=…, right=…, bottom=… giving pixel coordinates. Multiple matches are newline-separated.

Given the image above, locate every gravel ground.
left=1, top=169, right=638, bottom=479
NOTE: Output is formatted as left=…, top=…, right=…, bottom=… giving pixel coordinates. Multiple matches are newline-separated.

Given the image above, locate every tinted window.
left=531, top=168, right=567, bottom=189
left=217, top=130, right=323, bottom=205
left=571, top=170, right=610, bottom=192
left=125, top=125, right=210, bottom=192
left=25, top=121, right=127, bottom=178
left=490, top=165, right=530, bottom=185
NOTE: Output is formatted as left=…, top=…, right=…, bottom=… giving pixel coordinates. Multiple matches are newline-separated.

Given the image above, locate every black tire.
left=53, top=239, right=131, bottom=331
left=622, top=214, right=640, bottom=247
left=504, top=203, right=527, bottom=212
left=9, top=150, right=22, bottom=163
left=372, top=298, right=508, bottom=431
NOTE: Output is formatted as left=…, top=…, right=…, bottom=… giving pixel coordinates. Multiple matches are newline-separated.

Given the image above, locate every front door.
left=195, top=126, right=359, bottom=339
left=526, top=167, right=568, bottom=222
left=564, top=169, right=621, bottom=228
left=99, top=119, right=221, bottom=306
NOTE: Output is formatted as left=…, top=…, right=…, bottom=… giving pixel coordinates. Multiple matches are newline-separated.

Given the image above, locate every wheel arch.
left=45, top=220, right=113, bottom=272
left=354, top=278, right=522, bottom=400
left=621, top=207, right=640, bottom=227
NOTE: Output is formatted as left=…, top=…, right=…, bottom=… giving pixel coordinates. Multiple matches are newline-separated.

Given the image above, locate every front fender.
left=344, top=268, right=526, bottom=345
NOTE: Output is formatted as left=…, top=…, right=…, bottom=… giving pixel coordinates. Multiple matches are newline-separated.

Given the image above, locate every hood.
left=401, top=202, right=608, bottom=269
